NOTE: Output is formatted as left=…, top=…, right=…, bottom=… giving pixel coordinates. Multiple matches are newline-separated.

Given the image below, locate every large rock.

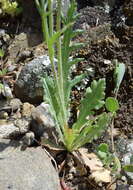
left=0, top=139, right=60, bottom=190
left=14, top=55, right=55, bottom=104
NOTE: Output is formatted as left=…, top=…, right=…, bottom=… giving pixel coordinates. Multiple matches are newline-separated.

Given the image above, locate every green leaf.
left=42, top=77, right=64, bottom=141
left=123, top=165, right=133, bottom=173
left=105, top=97, right=119, bottom=113
left=69, top=43, right=85, bottom=52
left=113, top=59, right=125, bottom=93
left=73, top=79, right=106, bottom=130
left=0, top=69, right=7, bottom=76
left=98, top=151, right=107, bottom=159
left=49, top=22, right=73, bottom=44
left=72, top=112, right=110, bottom=150
left=70, top=29, right=84, bottom=38
left=70, top=73, right=86, bottom=88
left=97, top=143, right=109, bottom=153
left=0, top=49, right=4, bottom=57
left=0, top=83, right=3, bottom=89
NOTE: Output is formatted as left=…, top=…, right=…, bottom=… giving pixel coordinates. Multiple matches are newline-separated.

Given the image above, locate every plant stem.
left=40, top=0, right=58, bottom=87
left=48, top=0, right=53, bottom=37
left=111, top=117, right=115, bottom=152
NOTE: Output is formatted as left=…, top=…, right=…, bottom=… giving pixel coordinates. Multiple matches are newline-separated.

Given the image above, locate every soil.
left=0, top=0, right=132, bottom=190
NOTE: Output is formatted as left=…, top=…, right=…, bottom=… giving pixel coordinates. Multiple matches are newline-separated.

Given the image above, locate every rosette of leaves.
left=35, top=0, right=110, bottom=152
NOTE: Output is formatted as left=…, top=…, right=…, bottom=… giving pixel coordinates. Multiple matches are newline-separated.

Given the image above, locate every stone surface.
left=123, top=140, right=133, bottom=180
left=7, top=33, right=28, bottom=62
left=1, top=83, right=13, bottom=100
left=22, top=102, right=35, bottom=118
left=0, top=118, right=30, bottom=139
left=14, top=55, right=54, bottom=103
left=31, top=103, right=57, bottom=141
left=0, top=139, right=60, bottom=190
left=9, top=98, right=23, bottom=111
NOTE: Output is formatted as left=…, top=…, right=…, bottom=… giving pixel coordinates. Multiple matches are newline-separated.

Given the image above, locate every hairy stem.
left=48, top=0, right=53, bottom=37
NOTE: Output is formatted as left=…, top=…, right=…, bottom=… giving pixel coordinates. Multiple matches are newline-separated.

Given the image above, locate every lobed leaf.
left=73, top=79, right=106, bottom=130
left=71, top=113, right=110, bottom=151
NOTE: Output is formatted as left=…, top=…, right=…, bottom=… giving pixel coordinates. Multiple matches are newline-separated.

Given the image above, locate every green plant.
left=113, top=59, right=126, bottom=98
left=123, top=155, right=133, bottom=173
left=0, top=82, right=3, bottom=93
left=123, top=165, right=133, bottom=173
left=106, top=60, right=126, bottom=152
left=0, top=68, right=7, bottom=76
left=97, top=143, right=121, bottom=174
left=0, top=0, right=22, bottom=16
left=105, top=97, right=120, bottom=151
left=35, top=0, right=111, bottom=152
left=0, top=48, right=4, bottom=58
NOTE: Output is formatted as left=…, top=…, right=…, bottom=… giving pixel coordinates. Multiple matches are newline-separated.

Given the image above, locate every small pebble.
left=0, top=111, right=8, bottom=119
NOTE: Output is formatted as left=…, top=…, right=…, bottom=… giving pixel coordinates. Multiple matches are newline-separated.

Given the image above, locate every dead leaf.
left=90, top=169, right=111, bottom=183
left=78, top=148, right=111, bottom=183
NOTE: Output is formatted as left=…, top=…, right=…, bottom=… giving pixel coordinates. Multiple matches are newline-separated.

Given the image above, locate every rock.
left=31, top=103, right=57, bottom=141
left=116, top=138, right=133, bottom=180
left=7, top=33, right=29, bottom=63
left=9, top=98, right=22, bottom=111
left=0, top=118, right=30, bottom=139
left=123, top=152, right=133, bottom=180
left=116, top=183, right=129, bottom=190
left=1, top=83, right=13, bottom=100
left=0, top=139, right=60, bottom=190
left=31, top=103, right=55, bottom=127
left=14, top=55, right=56, bottom=103
left=0, top=120, right=18, bottom=138
left=22, top=102, right=35, bottom=118
left=21, top=131, right=35, bottom=149
left=0, top=98, right=22, bottom=113
left=0, top=111, right=8, bottom=119
left=126, top=141, right=133, bottom=153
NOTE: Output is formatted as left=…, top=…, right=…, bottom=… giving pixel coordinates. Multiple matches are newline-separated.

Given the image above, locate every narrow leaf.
left=70, top=29, right=84, bottom=38
left=49, top=22, right=73, bottom=44
left=69, top=43, right=85, bottom=52
left=113, top=59, right=125, bottom=93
